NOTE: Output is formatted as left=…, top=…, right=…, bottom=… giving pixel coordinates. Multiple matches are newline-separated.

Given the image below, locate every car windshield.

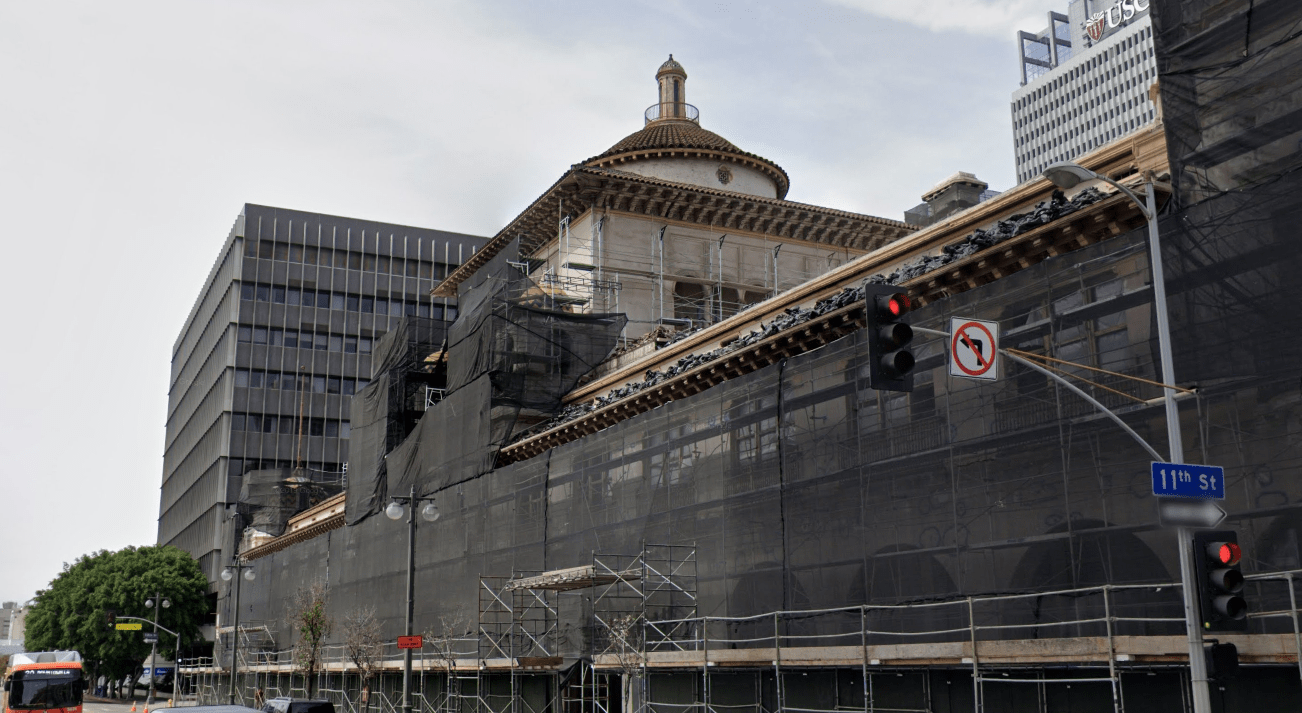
left=8, top=670, right=83, bottom=710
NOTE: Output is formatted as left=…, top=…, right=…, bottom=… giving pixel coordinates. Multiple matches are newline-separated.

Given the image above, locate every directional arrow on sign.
left=1158, top=498, right=1227, bottom=529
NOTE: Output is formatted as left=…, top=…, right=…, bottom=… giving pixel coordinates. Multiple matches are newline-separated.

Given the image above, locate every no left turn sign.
left=949, top=317, right=1000, bottom=381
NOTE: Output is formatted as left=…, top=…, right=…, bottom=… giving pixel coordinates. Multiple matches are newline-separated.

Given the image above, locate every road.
left=84, top=697, right=195, bottom=713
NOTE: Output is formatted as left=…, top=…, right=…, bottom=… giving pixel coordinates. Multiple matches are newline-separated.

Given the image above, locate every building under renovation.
left=177, top=4, right=1302, bottom=709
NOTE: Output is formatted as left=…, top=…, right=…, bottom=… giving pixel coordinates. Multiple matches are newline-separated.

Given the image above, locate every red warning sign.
left=397, top=635, right=423, bottom=649
left=949, top=318, right=999, bottom=381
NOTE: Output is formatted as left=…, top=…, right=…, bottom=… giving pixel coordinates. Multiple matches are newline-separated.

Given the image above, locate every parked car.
left=262, top=697, right=335, bottom=713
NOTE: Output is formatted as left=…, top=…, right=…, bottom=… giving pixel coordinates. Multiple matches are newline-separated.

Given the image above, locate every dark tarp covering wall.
left=235, top=215, right=1301, bottom=650
left=239, top=467, right=344, bottom=536
left=343, top=316, right=449, bottom=525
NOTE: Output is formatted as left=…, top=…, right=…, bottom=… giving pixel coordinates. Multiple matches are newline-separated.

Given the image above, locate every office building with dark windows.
left=1011, top=0, right=1158, bottom=184
left=159, top=204, right=484, bottom=583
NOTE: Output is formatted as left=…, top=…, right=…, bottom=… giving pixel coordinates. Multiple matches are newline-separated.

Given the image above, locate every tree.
left=424, top=610, right=470, bottom=713
left=289, top=581, right=332, bottom=698
left=24, top=545, right=208, bottom=687
left=341, top=607, right=381, bottom=711
left=603, top=614, right=644, bottom=713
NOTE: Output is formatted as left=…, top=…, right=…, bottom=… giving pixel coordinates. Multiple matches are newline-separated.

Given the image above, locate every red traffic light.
left=1207, top=541, right=1242, bottom=566
left=875, top=292, right=910, bottom=317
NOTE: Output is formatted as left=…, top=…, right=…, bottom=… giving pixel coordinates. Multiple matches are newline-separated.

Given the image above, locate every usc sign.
left=1085, top=0, right=1151, bottom=42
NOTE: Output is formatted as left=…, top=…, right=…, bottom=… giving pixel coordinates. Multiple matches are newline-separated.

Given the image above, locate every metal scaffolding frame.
left=182, top=567, right=1302, bottom=713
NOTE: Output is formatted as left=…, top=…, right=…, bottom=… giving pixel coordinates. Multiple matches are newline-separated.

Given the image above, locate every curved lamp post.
left=221, top=560, right=256, bottom=705
left=1042, top=162, right=1210, bottom=713
left=387, top=486, right=440, bottom=713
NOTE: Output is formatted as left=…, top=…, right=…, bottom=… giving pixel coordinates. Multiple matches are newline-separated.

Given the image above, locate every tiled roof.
left=597, top=121, right=743, bottom=156
left=584, top=121, right=791, bottom=199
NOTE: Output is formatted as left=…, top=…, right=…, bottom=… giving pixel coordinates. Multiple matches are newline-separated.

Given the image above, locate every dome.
left=657, top=54, right=686, bottom=77
left=583, top=57, right=790, bottom=199
left=595, top=121, right=744, bottom=158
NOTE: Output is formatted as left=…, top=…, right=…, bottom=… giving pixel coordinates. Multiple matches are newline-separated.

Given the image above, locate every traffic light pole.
left=916, top=177, right=1211, bottom=711
left=1144, top=181, right=1213, bottom=713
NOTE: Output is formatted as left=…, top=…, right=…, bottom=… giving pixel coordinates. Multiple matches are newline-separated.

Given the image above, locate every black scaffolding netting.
left=238, top=467, right=344, bottom=537
left=385, top=260, right=627, bottom=499
left=227, top=0, right=1302, bottom=671
left=344, top=316, right=450, bottom=525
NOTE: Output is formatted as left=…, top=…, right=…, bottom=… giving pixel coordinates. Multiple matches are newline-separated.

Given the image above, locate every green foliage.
left=23, top=545, right=208, bottom=679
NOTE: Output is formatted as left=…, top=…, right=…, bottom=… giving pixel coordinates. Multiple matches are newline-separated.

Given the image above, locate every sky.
left=0, top=0, right=1050, bottom=605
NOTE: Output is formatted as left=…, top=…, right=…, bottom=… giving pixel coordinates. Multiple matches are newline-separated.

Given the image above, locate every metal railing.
left=180, top=570, right=1302, bottom=713
left=644, top=103, right=700, bottom=125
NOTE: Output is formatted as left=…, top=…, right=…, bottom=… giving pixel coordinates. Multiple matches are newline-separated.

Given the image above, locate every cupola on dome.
left=584, top=55, right=789, bottom=199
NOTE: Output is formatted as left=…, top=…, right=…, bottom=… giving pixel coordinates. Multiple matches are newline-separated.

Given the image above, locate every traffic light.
left=863, top=284, right=915, bottom=391
left=105, top=609, right=117, bottom=630
left=1205, top=642, right=1240, bottom=680
left=1192, top=530, right=1248, bottom=632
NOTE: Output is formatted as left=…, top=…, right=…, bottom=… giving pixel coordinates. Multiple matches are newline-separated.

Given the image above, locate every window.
left=290, top=244, right=304, bottom=262
left=256, top=284, right=270, bottom=301
left=361, top=296, right=374, bottom=313
left=304, top=246, right=318, bottom=265
left=331, top=293, right=345, bottom=310
left=313, top=376, right=326, bottom=393
left=342, top=378, right=356, bottom=395
left=360, top=338, right=372, bottom=354
left=316, top=292, right=330, bottom=309
left=344, top=336, right=358, bottom=354
left=272, top=286, right=286, bottom=304
left=341, top=421, right=351, bottom=438
left=390, top=300, right=403, bottom=317
left=262, top=415, right=276, bottom=433
left=287, top=287, right=301, bottom=306
left=314, top=333, right=329, bottom=351
left=329, top=335, right=342, bottom=352
left=270, top=328, right=283, bottom=346
left=258, top=241, right=274, bottom=260
left=375, top=298, right=388, bottom=315
left=234, top=369, right=249, bottom=387
left=253, top=327, right=268, bottom=345
left=406, top=259, right=419, bottom=278
left=248, top=370, right=264, bottom=388
left=232, top=414, right=246, bottom=431
left=238, top=325, right=252, bottom=342
left=346, top=295, right=359, bottom=311
left=274, top=242, right=289, bottom=261
left=241, top=283, right=255, bottom=300
left=284, top=330, right=298, bottom=349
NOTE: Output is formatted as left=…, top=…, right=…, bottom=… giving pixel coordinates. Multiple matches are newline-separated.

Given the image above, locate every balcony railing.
left=645, top=102, right=700, bottom=125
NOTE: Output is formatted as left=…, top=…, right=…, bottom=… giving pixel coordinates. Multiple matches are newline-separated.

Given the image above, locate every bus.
left=2, top=651, right=84, bottom=713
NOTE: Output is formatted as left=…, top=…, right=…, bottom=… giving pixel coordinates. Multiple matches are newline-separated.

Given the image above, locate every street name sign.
left=142, top=632, right=159, bottom=644
left=397, top=635, right=423, bottom=649
left=115, top=622, right=142, bottom=631
left=1158, top=498, right=1227, bottom=529
left=948, top=317, right=999, bottom=381
left=1151, top=462, right=1225, bottom=499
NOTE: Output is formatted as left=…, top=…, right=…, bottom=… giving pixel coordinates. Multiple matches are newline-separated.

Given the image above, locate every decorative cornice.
left=433, top=166, right=912, bottom=297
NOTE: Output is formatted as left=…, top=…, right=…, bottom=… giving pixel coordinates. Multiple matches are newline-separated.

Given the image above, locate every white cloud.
left=827, top=0, right=1050, bottom=39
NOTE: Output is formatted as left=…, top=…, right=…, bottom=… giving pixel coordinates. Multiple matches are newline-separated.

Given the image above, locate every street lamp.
left=386, top=485, right=440, bottom=713
left=143, top=594, right=171, bottom=708
left=221, top=559, right=256, bottom=705
left=1043, top=161, right=1209, bottom=713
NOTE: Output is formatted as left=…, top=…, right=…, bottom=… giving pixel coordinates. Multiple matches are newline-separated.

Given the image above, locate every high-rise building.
left=0, top=601, right=25, bottom=645
left=159, top=204, right=484, bottom=582
left=1011, top=0, right=1158, bottom=184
